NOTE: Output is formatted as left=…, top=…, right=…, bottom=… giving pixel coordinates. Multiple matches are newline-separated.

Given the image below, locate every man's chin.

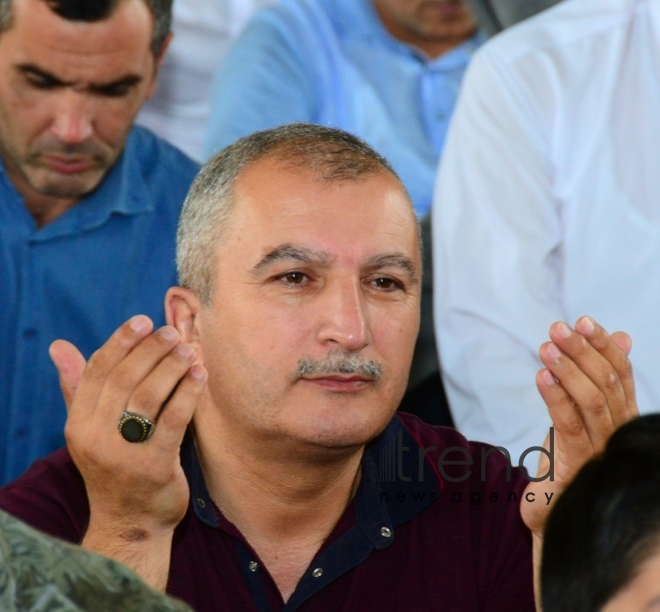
left=295, top=406, right=396, bottom=452
left=31, top=171, right=106, bottom=200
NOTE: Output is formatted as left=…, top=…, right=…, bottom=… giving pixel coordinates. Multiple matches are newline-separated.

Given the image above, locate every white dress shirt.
left=433, top=0, right=660, bottom=463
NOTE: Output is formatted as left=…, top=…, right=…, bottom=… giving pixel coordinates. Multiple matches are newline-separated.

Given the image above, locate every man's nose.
left=50, top=90, right=93, bottom=144
left=317, top=280, right=372, bottom=353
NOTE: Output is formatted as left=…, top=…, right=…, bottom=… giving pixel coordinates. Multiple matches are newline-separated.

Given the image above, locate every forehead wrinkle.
left=251, top=244, right=332, bottom=275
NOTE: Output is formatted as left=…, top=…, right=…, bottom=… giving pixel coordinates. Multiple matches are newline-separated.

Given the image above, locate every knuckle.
left=590, top=333, right=608, bottom=351
left=561, top=414, right=585, bottom=438
left=570, top=334, right=591, bottom=356
left=601, top=369, right=620, bottom=394
left=107, top=366, right=138, bottom=392
left=618, top=357, right=634, bottom=382
left=130, top=387, right=161, bottom=415
left=63, top=421, right=76, bottom=446
left=584, top=391, right=608, bottom=416
left=85, top=349, right=111, bottom=378
left=158, top=405, right=189, bottom=432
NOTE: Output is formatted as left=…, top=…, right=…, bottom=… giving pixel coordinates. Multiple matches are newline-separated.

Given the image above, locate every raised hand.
left=49, top=315, right=207, bottom=589
left=520, top=316, right=637, bottom=606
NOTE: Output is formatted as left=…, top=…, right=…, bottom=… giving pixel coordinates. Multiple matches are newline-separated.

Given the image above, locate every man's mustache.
left=297, top=351, right=382, bottom=379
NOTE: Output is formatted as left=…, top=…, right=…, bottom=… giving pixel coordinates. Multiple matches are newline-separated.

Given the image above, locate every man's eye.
left=96, top=84, right=132, bottom=98
left=371, top=277, right=402, bottom=291
left=280, top=272, right=308, bottom=285
left=27, top=76, right=58, bottom=90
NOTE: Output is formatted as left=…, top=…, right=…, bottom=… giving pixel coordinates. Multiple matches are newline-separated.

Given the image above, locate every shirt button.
left=22, top=328, right=36, bottom=339
left=196, top=498, right=206, bottom=509
left=249, top=561, right=259, bottom=572
left=312, top=568, right=323, bottom=578
left=381, top=526, right=392, bottom=538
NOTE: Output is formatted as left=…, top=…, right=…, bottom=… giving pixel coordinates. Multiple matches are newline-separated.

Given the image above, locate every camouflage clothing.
left=0, top=510, right=191, bottom=611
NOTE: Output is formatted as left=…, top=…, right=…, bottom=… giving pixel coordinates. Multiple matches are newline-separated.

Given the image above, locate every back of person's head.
left=176, top=122, right=411, bottom=306
left=542, top=414, right=660, bottom=611
left=0, top=0, right=172, bottom=54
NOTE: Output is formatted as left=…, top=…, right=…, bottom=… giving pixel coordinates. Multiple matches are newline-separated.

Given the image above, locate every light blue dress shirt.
left=206, top=0, right=484, bottom=217
left=0, top=127, right=199, bottom=483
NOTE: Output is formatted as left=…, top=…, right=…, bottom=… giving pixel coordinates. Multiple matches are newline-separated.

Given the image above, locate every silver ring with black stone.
left=117, top=411, right=155, bottom=443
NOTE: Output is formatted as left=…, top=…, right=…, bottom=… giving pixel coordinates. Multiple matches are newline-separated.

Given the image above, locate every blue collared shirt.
left=206, top=0, right=484, bottom=217
left=0, top=127, right=199, bottom=483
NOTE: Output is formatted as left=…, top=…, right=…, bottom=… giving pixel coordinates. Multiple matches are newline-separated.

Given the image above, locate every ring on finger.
left=117, top=411, right=156, bottom=443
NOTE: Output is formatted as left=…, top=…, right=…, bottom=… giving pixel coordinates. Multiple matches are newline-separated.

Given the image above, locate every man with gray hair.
left=0, top=0, right=198, bottom=482
left=0, top=124, right=638, bottom=609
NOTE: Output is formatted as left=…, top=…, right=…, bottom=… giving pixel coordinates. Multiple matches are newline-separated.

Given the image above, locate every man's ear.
left=146, top=31, right=173, bottom=98
left=166, top=286, right=202, bottom=347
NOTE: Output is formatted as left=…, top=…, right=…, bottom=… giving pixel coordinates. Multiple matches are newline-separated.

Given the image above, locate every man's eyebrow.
left=252, top=245, right=331, bottom=274
left=17, top=64, right=143, bottom=92
left=364, top=253, right=419, bottom=285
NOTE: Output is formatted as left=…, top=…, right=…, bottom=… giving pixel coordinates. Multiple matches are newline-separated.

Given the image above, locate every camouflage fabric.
left=0, top=510, right=191, bottom=611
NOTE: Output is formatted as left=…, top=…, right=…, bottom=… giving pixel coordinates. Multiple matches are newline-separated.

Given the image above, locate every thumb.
left=49, top=340, right=86, bottom=410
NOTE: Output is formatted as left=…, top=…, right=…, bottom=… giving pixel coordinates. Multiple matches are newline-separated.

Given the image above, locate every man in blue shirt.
left=206, top=0, right=482, bottom=219
left=206, top=0, right=483, bottom=427
left=0, top=0, right=199, bottom=482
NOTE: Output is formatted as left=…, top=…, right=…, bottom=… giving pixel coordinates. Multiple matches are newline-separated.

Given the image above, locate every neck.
left=193, top=415, right=365, bottom=602
left=25, top=194, right=77, bottom=227
left=412, top=35, right=474, bottom=60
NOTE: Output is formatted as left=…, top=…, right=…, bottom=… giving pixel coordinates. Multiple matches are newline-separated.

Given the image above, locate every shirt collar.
left=186, top=414, right=442, bottom=533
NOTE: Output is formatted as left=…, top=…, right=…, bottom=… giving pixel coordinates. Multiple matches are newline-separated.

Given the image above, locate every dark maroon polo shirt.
left=0, top=414, right=534, bottom=611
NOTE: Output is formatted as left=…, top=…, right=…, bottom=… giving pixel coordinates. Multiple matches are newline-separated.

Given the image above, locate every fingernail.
left=176, top=343, right=195, bottom=359
left=547, top=343, right=561, bottom=361
left=158, top=326, right=179, bottom=342
left=190, top=365, right=207, bottom=381
left=579, top=316, right=596, bottom=335
left=542, top=370, right=556, bottom=386
left=129, top=315, right=149, bottom=333
left=557, top=322, right=571, bottom=339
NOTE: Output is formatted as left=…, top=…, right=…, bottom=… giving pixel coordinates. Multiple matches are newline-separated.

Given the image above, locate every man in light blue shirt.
left=205, top=0, right=483, bottom=424
left=206, top=0, right=483, bottom=218
left=0, top=0, right=199, bottom=482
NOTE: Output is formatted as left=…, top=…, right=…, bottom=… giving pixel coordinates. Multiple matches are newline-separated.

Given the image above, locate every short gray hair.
left=177, top=123, right=413, bottom=306
left=0, top=0, right=172, bottom=55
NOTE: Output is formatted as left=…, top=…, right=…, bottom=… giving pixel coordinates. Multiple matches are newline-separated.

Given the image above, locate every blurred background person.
left=433, top=0, right=659, bottom=460
left=0, top=0, right=198, bottom=482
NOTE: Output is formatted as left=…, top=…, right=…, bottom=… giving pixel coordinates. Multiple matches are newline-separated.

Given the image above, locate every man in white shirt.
left=433, top=0, right=660, bottom=460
